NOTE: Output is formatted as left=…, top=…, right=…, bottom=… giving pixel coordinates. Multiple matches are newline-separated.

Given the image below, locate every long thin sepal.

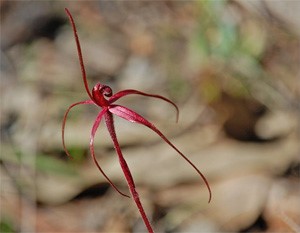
left=65, top=8, right=93, bottom=100
left=62, top=100, right=94, bottom=158
left=104, top=112, right=154, bottom=233
left=109, top=105, right=212, bottom=203
left=109, top=89, right=179, bottom=122
left=90, top=109, right=130, bottom=198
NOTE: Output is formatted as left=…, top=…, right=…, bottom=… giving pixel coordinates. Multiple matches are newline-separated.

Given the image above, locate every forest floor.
left=1, top=1, right=300, bottom=232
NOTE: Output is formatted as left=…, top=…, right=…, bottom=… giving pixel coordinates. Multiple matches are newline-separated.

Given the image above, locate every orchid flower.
left=62, top=8, right=211, bottom=233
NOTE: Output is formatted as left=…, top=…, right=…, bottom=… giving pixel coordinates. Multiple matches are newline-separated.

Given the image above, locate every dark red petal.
left=90, top=109, right=130, bottom=198
left=65, top=8, right=93, bottom=100
left=109, top=105, right=212, bottom=203
left=109, top=89, right=179, bottom=122
left=104, top=112, right=154, bottom=232
left=62, top=100, right=94, bottom=158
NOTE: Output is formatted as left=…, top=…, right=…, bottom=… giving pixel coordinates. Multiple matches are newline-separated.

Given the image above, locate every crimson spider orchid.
left=62, top=8, right=211, bottom=233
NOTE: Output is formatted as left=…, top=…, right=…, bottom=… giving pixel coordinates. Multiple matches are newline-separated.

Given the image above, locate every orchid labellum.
left=62, top=8, right=211, bottom=233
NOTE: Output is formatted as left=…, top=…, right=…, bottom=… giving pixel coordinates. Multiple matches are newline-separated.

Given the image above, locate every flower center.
left=92, top=83, right=113, bottom=107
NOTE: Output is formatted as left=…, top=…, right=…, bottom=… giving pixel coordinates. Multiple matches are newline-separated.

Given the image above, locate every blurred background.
left=1, top=1, right=299, bottom=232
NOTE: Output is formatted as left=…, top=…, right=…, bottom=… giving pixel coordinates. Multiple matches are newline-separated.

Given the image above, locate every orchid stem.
left=118, top=154, right=154, bottom=233
left=104, top=112, right=154, bottom=233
